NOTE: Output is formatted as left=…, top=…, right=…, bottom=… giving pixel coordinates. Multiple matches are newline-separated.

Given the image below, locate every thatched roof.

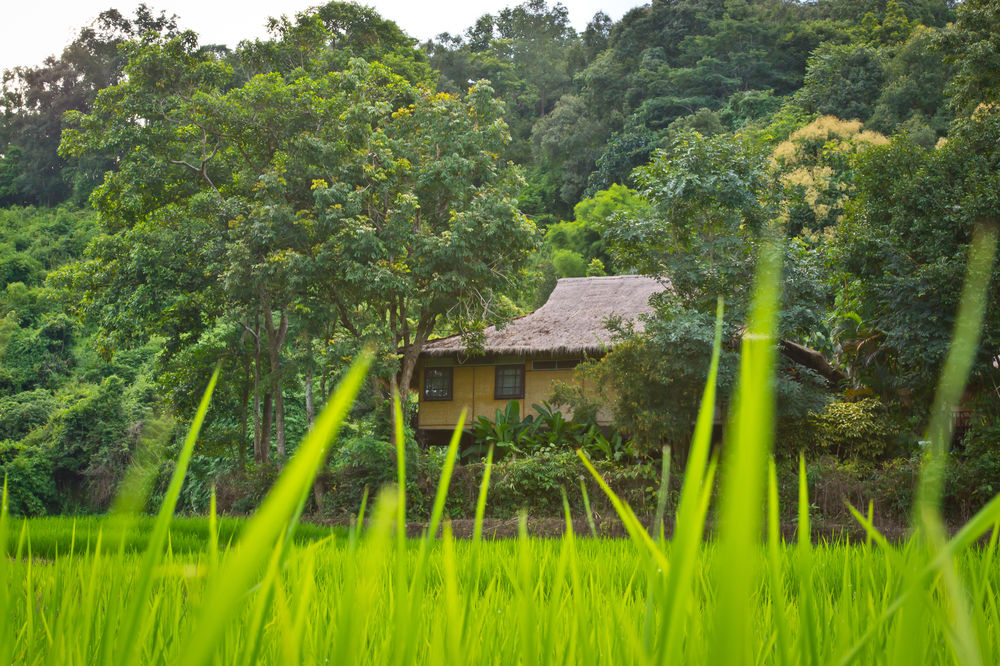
left=421, top=275, right=664, bottom=357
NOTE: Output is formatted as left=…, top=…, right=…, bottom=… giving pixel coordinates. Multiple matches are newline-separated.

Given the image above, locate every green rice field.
left=4, top=510, right=1000, bottom=665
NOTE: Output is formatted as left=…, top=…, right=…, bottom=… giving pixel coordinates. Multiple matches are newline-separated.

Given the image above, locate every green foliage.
left=950, top=404, right=1000, bottom=513
left=326, top=434, right=396, bottom=511
left=0, top=8, right=180, bottom=206
left=0, top=390, right=55, bottom=441
left=597, top=130, right=832, bottom=454
left=787, top=397, right=897, bottom=460
left=868, top=26, right=953, bottom=136
left=5, top=220, right=1000, bottom=666
left=0, top=203, right=158, bottom=515
left=469, top=396, right=637, bottom=464
left=470, top=400, right=536, bottom=460
left=606, top=130, right=771, bottom=306
left=801, top=42, right=886, bottom=122
left=426, top=0, right=583, bottom=168
left=1, top=515, right=339, bottom=559
left=597, top=308, right=735, bottom=455
left=323, top=410, right=420, bottom=516
left=0, top=440, right=57, bottom=515
left=0, top=0, right=992, bottom=534
left=530, top=94, right=606, bottom=207
left=57, top=28, right=537, bottom=461
left=492, top=450, right=593, bottom=515
left=548, top=249, right=586, bottom=278
left=236, top=2, right=432, bottom=83
left=541, top=183, right=646, bottom=278
left=935, top=0, right=1000, bottom=115
left=832, top=106, right=1000, bottom=402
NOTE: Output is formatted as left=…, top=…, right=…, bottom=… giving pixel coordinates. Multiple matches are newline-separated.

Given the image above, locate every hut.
left=414, top=275, right=664, bottom=439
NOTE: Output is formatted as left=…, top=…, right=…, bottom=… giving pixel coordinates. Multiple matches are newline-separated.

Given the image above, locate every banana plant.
left=467, top=400, right=536, bottom=460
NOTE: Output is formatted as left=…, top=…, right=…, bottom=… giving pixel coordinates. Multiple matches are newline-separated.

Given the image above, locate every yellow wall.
left=472, top=365, right=517, bottom=421
left=524, top=368, right=573, bottom=418
left=417, top=365, right=474, bottom=428
left=416, top=357, right=611, bottom=430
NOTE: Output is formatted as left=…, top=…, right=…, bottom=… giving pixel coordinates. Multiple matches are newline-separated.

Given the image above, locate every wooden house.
left=413, top=275, right=664, bottom=440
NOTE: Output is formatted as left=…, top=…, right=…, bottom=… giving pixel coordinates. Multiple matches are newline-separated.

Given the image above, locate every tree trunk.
left=392, top=318, right=434, bottom=443
left=252, top=315, right=264, bottom=463
left=312, top=480, right=324, bottom=514
left=263, top=309, right=289, bottom=461
left=275, top=390, right=286, bottom=460
left=305, top=365, right=315, bottom=430
left=260, top=392, right=273, bottom=462
left=396, top=317, right=434, bottom=406
left=238, top=359, right=250, bottom=470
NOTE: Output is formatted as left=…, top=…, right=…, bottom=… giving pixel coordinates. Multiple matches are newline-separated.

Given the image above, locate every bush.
left=0, top=389, right=55, bottom=440
left=215, top=462, right=279, bottom=515
left=488, top=451, right=658, bottom=519
left=0, top=441, right=57, bottom=516
left=489, top=451, right=582, bottom=515
left=784, top=398, right=896, bottom=460
left=321, top=411, right=421, bottom=516
left=946, top=418, right=1000, bottom=521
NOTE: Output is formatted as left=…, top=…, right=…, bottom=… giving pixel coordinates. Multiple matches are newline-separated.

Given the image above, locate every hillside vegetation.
left=0, top=0, right=998, bottom=526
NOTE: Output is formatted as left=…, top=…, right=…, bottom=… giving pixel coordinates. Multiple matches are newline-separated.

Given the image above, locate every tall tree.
left=57, top=28, right=535, bottom=460
left=831, top=0, right=1000, bottom=400
left=598, top=130, right=830, bottom=452
left=0, top=5, right=179, bottom=206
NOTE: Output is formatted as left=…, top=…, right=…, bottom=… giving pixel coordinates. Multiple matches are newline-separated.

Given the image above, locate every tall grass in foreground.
left=3, top=227, right=1000, bottom=665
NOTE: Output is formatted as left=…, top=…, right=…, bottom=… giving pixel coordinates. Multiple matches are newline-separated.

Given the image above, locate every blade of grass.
left=711, top=238, right=782, bottom=666
left=653, top=445, right=671, bottom=542
left=839, top=489, right=1000, bottom=665
left=354, top=485, right=369, bottom=544
left=177, top=352, right=371, bottom=666
left=208, top=488, right=219, bottom=574
left=473, top=444, right=495, bottom=545
left=913, top=224, right=997, bottom=666
left=580, top=479, right=597, bottom=538
left=767, top=458, right=791, bottom=666
left=116, top=364, right=220, bottom=666
left=0, top=479, right=11, bottom=666
left=796, top=453, right=820, bottom=666
left=394, top=392, right=407, bottom=542
left=577, top=451, right=668, bottom=572
left=659, top=296, right=724, bottom=664
left=427, top=409, right=466, bottom=540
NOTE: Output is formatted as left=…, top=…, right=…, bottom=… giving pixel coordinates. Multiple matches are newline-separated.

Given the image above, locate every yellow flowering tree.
left=772, top=116, right=888, bottom=235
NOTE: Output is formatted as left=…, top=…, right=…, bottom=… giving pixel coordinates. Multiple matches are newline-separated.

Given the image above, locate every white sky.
left=1, top=0, right=644, bottom=73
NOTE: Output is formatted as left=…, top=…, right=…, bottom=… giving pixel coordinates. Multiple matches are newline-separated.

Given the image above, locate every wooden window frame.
left=423, top=367, right=453, bottom=402
left=494, top=364, right=525, bottom=400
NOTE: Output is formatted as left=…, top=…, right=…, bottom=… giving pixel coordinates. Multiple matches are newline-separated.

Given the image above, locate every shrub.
left=50, top=377, right=130, bottom=497
left=785, top=398, right=896, bottom=460
left=322, top=411, right=421, bottom=516
left=945, top=418, right=1000, bottom=521
left=0, top=441, right=57, bottom=516
left=470, top=400, right=537, bottom=460
left=488, top=451, right=659, bottom=519
left=215, top=462, right=279, bottom=515
left=0, top=389, right=55, bottom=440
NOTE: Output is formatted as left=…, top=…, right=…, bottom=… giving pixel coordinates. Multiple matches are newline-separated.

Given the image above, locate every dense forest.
left=1, top=0, right=998, bottom=523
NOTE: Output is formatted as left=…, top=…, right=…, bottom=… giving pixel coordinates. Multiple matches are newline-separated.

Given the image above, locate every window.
left=531, top=359, right=581, bottom=371
left=494, top=364, right=525, bottom=399
left=423, top=367, right=453, bottom=401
